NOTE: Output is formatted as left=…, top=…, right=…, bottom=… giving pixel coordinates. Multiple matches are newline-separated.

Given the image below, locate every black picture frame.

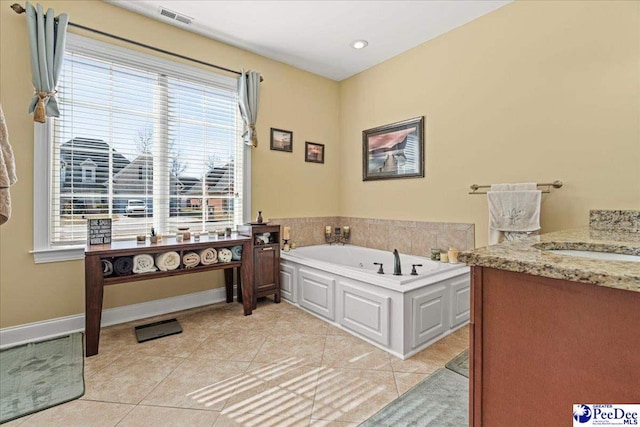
left=270, top=128, right=293, bottom=152
left=305, top=142, right=325, bottom=164
left=362, top=116, right=425, bottom=181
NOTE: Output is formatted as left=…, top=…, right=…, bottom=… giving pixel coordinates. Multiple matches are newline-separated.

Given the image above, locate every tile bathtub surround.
left=4, top=301, right=469, bottom=427
left=270, top=217, right=475, bottom=257
left=589, top=210, right=640, bottom=230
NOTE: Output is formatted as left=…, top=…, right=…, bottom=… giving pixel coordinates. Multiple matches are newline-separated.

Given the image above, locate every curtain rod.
left=10, top=3, right=263, bottom=82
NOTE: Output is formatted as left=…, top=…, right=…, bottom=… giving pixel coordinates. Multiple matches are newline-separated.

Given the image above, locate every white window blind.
left=47, top=34, right=244, bottom=246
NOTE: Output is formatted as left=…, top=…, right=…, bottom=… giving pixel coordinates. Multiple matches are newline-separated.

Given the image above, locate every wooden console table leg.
left=85, top=254, right=104, bottom=357
left=236, top=267, right=243, bottom=303
left=224, top=268, right=234, bottom=303
left=240, top=241, right=253, bottom=315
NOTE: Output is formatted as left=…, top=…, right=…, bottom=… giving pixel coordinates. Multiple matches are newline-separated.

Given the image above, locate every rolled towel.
left=218, top=248, right=233, bottom=263
left=231, top=245, right=243, bottom=261
left=199, top=248, right=217, bottom=265
left=102, top=259, right=113, bottom=277
left=183, top=251, right=201, bottom=268
left=133, top=254, right=157, bottom=274
left=155, top=251, right=180, bottom=271
left=113, top=256, right=134, bottom=275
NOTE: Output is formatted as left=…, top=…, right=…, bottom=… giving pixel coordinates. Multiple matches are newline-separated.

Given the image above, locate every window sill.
left=31, top=246, right=85, bottom=264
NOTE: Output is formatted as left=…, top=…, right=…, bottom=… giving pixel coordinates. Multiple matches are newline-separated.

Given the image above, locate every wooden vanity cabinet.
left=470, top=267, right=640, bottom=427
left=237, top=224, right=281, bottom=307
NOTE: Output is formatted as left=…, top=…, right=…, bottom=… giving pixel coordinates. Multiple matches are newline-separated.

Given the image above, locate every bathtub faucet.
left=325, top=226, right=350, bottom=245
left=393, top=249, right=402, bottom=276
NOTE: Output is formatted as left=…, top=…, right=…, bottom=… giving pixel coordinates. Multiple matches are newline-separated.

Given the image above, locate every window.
left=33, top=34, right=251, bottom=262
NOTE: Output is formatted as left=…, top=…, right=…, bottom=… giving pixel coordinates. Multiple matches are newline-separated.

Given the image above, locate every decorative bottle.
left=256, top=211, right=263, bottom=223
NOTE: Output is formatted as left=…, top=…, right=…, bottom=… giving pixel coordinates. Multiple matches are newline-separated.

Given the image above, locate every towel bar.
left=469, top=180, right=563, bottom=195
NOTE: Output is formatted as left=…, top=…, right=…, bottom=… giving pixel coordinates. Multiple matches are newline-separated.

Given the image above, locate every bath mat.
left=445, top=349, right=469, bottom=378
left=358, top=368, right=468, bottom=427
left=0, top=333, right=85, bottom=423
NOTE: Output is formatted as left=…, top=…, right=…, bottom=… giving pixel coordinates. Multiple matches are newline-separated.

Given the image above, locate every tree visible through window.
left=47, top=35, right=243, bottom=245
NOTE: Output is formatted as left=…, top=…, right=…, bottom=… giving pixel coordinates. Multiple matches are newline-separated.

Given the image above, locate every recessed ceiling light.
left=350, top=40, right=368, bottom=50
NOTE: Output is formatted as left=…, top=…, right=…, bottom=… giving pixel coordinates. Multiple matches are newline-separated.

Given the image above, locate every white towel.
left=0, top=105, right=18, bottom=225
left=199, top=248, right=218, bottom=265
left=132, top=254, right=157, bottom=273
left=488, top=183, right=541, bottom=245
left=155, top=251, right=180, bottom=271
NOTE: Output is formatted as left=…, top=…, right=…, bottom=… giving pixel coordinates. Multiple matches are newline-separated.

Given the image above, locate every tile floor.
left=5, top=300, right=469, bottom=427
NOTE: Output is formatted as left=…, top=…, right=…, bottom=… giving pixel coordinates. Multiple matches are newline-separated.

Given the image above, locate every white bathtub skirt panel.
left=280, top=263, right=297, bottom=303
left=411, top=285, right=447, bottom=350
left=450, top=276, right=471, bottom=328
left=299, top=268, right=335, bottom=321
left=337, top=280, right=391, bottom=347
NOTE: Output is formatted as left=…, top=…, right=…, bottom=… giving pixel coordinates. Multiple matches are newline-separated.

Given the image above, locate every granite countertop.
left=459, top=227, right=640, bottom=293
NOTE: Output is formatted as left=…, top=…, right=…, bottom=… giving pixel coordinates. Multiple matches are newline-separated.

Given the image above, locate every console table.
left=84, top=234, right=253, bottom=357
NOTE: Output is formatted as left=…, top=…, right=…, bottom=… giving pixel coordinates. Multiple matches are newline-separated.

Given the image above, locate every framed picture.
left=305, top=142, right=325, bottom=164
left=362, top=116, right=425, bottom=181
left=270, top=128, right=293, bottom=152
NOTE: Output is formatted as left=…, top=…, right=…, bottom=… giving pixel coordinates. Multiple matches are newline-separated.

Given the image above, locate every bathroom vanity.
left=461, top=216, right=640, bottom=427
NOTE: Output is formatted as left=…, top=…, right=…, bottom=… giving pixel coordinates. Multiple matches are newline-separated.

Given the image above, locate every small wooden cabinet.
left=237, top=224, right=282, bottom=306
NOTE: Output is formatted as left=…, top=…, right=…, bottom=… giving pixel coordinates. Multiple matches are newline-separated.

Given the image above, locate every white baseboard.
left=0, top=287, right=232, bottom=349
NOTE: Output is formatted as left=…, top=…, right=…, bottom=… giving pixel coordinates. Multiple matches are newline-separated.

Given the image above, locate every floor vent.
left=158, top=7, right=193, bottom=25
left=134, top=318, right=182, bottom=343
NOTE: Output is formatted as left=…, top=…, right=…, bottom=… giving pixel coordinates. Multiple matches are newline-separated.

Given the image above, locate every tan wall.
left=0, top=1, right=340, bottom=328
left=338, top=0, right=640, bottom=247
left=2, top=0, right=639, bottom=329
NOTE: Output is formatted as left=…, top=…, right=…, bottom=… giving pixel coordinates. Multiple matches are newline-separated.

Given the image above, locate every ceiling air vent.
left=158, top=6, right=193, bottom=25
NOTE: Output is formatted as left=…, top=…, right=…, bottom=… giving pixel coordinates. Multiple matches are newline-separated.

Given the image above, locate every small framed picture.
left=305, top=142, right=325, bottom=164
left=270, top=128, right=293, bottom=152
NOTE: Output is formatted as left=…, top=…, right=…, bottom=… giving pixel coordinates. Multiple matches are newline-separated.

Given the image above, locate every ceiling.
left=108, top=1, right=512, bottom=81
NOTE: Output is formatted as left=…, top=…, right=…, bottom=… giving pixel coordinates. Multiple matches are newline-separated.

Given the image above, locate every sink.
left=547, top=249, right=640, bottom=262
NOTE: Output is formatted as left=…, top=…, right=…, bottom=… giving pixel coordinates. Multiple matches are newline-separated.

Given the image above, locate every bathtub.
left=280, top=245, right=470, bottom=359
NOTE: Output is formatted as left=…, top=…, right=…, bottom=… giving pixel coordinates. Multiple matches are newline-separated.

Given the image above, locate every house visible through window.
left=81, top=158, right=97, bottom=183
left=37, top=34, right=246, bottom=248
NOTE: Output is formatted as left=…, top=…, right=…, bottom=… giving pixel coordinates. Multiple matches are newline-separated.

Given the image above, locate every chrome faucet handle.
left=411, top=264, right=423, bottom=275
left=373, top=262, right=384, bottom=274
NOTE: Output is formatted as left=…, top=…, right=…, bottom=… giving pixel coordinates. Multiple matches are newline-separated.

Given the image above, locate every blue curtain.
left=237, top=69, right=261, bottom=147
left=26, top=2, right=69, bottom=123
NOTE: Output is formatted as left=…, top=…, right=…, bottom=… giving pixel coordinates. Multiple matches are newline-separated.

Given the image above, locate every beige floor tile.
left=93, top=325, right=142, bottom=356
left=321, top=335, right=392, bottom=371
left=275, top=312, right=329, bottom=335
left=82, top=355, right=181, bottom=404
left=311, top=368, right=398, bottom=423
left=17, top=400, right=134, bottom=427
left=252, top=334, right=326, bottom=366
left=213, top=411, right=310, bottom=427
left=141, top=359, right=250, bottom=411
left=390, top=354, right=442, bottom=375
left=309, top=420, right=359, bottom=427
left=442, top=325, right=470, bottom=349
left=325, top=325, right=351, bottom=337
left=222, top=360, right=322, bottom=419
left=84, top=349, right=122, bottom=379
left=24, top=298, right=469, bottom=427
left=189, top=330, right=268, bottom=362
left=393, top=371, right=429, bottom=395
left=219, top=318, right=281, bottom=336
left=116, top=405, right=219, bottom=427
